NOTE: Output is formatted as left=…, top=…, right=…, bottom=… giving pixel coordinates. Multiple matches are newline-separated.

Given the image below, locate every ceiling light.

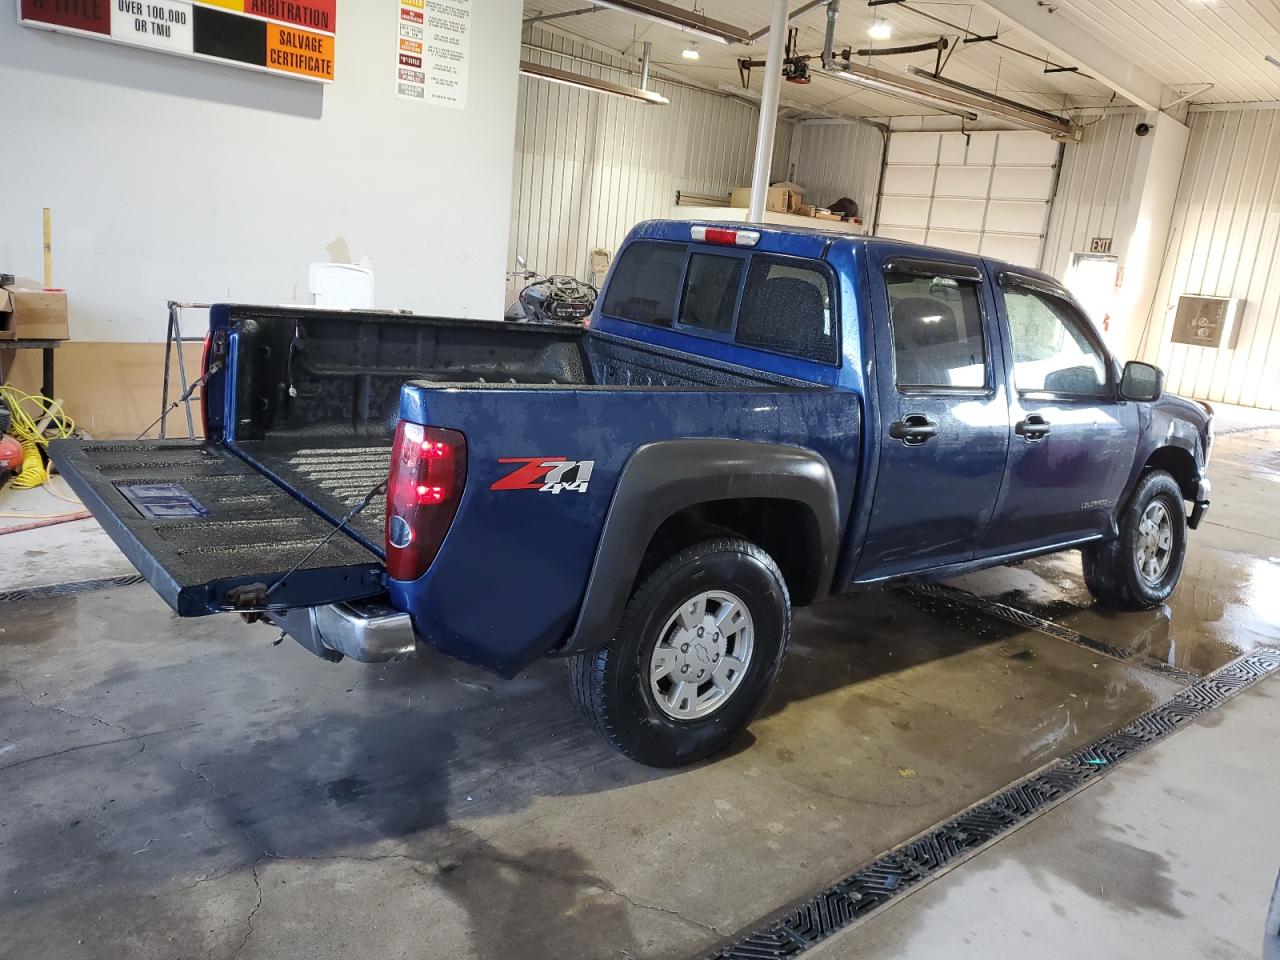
left=589, top=0, right=750, bottom=45
left=682, top=42, right=700, bottom=60
left=868, top=20, right=892, bottom=41
left=519, top=60, right=670, bottom=105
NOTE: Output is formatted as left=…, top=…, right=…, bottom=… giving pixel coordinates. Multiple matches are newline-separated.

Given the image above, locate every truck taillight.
left=386, top=422, right=466, bottom=581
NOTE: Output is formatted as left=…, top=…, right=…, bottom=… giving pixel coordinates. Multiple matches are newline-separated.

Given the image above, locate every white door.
left=877, top=131, right=1060, bottom=268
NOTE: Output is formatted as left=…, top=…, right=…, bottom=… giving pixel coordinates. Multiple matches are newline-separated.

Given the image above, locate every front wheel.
left=1082, top=469, right=1188, bottom=610
left=568, top=537, right=790, bottom=767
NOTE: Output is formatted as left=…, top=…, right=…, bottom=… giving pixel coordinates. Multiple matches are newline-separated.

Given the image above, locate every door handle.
left=1015, top=415, right=1051, bottom=441
left=889, top=414, right=938, bottom=446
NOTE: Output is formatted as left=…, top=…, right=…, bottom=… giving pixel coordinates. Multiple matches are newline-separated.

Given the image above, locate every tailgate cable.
left=221, top=477, right=388, bottom=616
left=135, top=362, right=222, bottom=441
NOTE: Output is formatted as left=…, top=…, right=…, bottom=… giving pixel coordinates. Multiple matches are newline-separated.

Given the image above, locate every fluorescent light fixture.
left=905, top=66, right=1082, bottom=140
left=589, top=0, right=750, bottom=45
left=868, top=20, right=892, bottom=41
left=519, top=60, right=670, bottom=105
left=682, top=42, right=700, bottom=60
left=819, top=65, right=978, bottom=122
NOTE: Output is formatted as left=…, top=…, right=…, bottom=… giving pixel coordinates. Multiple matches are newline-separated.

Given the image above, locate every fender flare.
left=559, top=438, right=840, bottom=655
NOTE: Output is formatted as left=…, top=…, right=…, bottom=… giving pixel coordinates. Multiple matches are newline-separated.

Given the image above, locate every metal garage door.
left=877, top=130, right=1060, bottom=268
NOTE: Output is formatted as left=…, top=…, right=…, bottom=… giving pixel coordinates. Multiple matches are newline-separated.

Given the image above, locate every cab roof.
left=632, top=218, right=1061, bottom=289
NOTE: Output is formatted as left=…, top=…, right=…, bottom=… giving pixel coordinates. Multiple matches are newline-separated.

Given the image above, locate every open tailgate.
left=49, top=439, right=384, bottom=616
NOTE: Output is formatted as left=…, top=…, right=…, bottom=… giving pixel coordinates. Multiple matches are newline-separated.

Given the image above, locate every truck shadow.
left=0, top=576, right=1166, bottom=960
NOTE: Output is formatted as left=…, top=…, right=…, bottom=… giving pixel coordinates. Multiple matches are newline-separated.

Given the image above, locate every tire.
left=1082, top=469, right=1188, bottom=610
left=568, top=537, right=790, bottom=767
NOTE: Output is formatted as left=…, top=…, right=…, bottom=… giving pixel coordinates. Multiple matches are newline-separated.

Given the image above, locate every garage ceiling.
left=521, top=0, right=1280, bottom=119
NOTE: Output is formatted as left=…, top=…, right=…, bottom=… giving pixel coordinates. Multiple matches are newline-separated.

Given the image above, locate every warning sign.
left=20, top=0, right=337, bottom=83
left=266, top=23, right=334, bottom=80
left=395, top=0, right=471, bottom=109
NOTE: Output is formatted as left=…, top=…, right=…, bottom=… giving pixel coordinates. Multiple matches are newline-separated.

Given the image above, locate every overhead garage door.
left=877, top=130, right=1061, bottom=268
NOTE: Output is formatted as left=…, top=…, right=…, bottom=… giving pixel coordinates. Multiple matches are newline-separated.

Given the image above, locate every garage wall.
left=877, top=130, right=1060, bottom=267
left=0, top=3, right=524, bottom=342
left=788, top=120, right=885, bottom=228
left=510, top=29, right=763, bottom=281
left=1040, top=113, right=1145, bottom=278
left=1139, top=108, right=1280, bottom=410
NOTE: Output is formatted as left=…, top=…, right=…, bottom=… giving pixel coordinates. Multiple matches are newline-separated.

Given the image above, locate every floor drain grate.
left=904, top=582, right=1202, bottom=684
left=0, top=574, right=146, bottom=605
left=701, top=646, right=1280, bottom=960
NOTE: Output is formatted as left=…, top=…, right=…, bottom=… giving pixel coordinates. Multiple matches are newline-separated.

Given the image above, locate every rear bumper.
left=269, top=597, right=417, bottom=663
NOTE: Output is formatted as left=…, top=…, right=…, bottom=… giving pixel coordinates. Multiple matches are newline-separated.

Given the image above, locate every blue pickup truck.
left=51, top=220, right=1213, bottom=766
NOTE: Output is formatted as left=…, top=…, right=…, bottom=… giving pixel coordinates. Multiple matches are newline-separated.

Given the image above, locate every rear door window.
left=678, top=253, right=744, bottom=333
left=886, top=272, right=988, bottom=389
left=735, top=256, right=837, bottom=363
left=600, top=241, right=687, bottom=327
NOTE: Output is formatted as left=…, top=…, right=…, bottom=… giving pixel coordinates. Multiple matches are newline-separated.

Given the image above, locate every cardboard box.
left=730, top=185, right=798, bottom=214
left=0, top=283, right=70, bottom=341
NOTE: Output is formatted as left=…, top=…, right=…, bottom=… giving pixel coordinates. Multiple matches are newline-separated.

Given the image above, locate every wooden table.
left=0, top=339, right=59, bottom=400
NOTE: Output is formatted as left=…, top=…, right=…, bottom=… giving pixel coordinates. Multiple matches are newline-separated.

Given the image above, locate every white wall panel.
left=1139, top=108, right=1280, bottom=410
left=935, top=166, right=992, bottom=198
left=882, top=166, right=934, bottom=196
left=1040, top=113, right=1144, bottom=279
left=879, top=196, right=933, bottom=227
left=789, top=120, right=885, bottom=224
left=0, top=0, right=525, bottom=340
left=510, top=29, right=760, bottom=281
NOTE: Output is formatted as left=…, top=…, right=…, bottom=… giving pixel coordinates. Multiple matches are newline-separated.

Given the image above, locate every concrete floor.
left=0, top=414, right=1277, bottom=959
left=811, top=680, right=1280, bottom=960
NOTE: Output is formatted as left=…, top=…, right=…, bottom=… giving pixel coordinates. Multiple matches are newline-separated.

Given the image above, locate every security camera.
left=1135, top=122, right=1152, bottom=137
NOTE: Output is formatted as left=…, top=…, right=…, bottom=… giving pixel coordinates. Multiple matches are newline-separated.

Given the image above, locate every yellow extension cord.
left=1, top=384, right=76, bottom=491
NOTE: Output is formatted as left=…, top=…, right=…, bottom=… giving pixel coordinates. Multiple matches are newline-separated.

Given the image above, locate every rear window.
left=601, top=241, right=687, bottom=327
left=678, top=253, right=743, bottom=333
left=735, top=256, right=837, bottom=363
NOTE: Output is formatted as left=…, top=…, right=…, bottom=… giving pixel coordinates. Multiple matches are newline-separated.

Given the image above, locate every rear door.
left=50, top=439, right=384, bottom=616
left=855, top=247, right=1012, bottom=581
left=979, top=272, right=1138, bottom=553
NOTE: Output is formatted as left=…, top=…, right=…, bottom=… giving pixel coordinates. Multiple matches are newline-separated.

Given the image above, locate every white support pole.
left=747, top=0, right=788, bottom=223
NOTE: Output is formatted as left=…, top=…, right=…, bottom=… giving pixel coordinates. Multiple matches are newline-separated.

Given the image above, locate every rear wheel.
left=568, top=537, right=790, bottom=767
left=1082, top=469, right=1187, bottom=610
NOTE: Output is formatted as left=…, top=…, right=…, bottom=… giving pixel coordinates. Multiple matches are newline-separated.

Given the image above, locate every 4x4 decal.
left=491, top=457, right=595, bottom=494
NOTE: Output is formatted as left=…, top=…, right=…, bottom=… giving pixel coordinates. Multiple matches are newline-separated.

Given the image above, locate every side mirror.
left=1121, top=361, right=1164, bottom=402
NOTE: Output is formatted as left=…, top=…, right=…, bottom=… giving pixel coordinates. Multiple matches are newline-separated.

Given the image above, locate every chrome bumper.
left=268, top=597, right=417, bottom=663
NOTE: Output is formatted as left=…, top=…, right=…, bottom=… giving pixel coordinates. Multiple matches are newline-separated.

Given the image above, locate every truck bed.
left=52, top=305, right=824, bottom=617
left=226, top=309, right=812, bottom=552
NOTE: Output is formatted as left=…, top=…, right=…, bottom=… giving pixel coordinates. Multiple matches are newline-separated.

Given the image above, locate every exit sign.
left=1089, top=237, right=1114, bottom=254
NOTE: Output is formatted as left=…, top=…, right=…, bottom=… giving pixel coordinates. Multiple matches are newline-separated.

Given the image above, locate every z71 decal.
left=491, top=457, right=595, bottom=494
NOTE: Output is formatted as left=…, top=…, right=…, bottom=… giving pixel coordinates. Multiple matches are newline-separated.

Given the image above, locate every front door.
left=855, top=248, right=1011, bottom=582
left=979, top=273, right=1138, bottom=554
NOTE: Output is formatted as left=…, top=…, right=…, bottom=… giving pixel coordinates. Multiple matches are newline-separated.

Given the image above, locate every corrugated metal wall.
left=789, top=120, right=885, bottom=226
left=510, top=29, right=764, bottom=281
left=1139, top=108, right=1280, bottom=410
left=1040, top=113, right=1142, bottom=278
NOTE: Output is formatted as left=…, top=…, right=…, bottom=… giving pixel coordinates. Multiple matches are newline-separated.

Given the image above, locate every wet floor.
left=0, top=429, right=1276, bottom=960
